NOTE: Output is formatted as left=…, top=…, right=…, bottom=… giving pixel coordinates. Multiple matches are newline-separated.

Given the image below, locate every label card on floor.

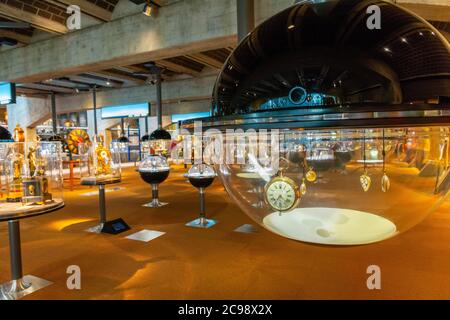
left=234, top=224, right=259, bottom=234
left=125, top=230, right=165, bottom=242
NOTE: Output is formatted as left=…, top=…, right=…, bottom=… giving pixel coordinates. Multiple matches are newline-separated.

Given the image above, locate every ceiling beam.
left=88, top=70, right=147, bottom=85
left=68, top=75, right=122, bottom=88
left=155, top=59, right=200, bottom=77
left=17, top=83, right=74, bottom=93
left=0, top=30, right=31, bottom=44
left=186, top=53, right=224, bottom=70
left=54, top=0, right=112, bottom=21
left=0, top=3, right=68, bottom=34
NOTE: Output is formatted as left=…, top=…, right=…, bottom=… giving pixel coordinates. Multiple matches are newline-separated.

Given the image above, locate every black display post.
left=84, top=86, right=130, bottom=235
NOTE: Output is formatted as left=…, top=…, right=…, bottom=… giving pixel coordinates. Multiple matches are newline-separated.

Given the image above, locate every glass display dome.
left=187, top=164, right=216, bottom=189
left=139, top=155, right=170, bottom=184
left=148, top=129, right=172, bottom=157
left=180, top=0, right=450, bottom=245
left=80, top=135, right=121, bottom=185
left=0, top=141, right=64, bottom=206
left=218, top=127, right=450, bottom=245
left=138, top=155, right=170, bottom=207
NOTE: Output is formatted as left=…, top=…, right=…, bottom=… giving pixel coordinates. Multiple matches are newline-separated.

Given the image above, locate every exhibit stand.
left=186, top=164, right=217, bottom=228
left=81, top=177, right=129, bottom=234
left=0, top=200, right=64, bottom=300
left=79, top=135, right=129, bottom=234
left=138, top=155, right=170, bottom=208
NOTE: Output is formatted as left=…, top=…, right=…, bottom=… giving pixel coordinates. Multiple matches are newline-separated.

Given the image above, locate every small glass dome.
left=80, top=135, right=121, bottom=185
left=0, top=141, right=64, bottom=207
left=187, top=164, right=216, bottom=189
left=139, top=155, right=170, bottom=185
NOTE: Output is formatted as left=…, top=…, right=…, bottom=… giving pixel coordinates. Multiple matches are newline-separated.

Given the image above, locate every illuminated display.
left=0, top=83, right=16, bottom=105
left=171, top=112, right=211, bottom=123
left=101, top=102, right=150, bottom=119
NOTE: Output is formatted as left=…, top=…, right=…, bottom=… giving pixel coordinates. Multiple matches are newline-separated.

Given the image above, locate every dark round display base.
left=139, top=170, right=170, bottom=185
left=188, top=177, right=215, bottom=189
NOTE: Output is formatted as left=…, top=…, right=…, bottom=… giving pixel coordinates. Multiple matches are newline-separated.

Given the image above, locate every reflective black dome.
left=149, top=129, right=171, bottom=140
left=0, top=126, right=12, bottom=141
left=203, top=0, right=450, bottom=130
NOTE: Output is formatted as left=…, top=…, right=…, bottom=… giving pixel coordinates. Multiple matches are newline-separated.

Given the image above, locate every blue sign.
left=101, top=102, right=150, bottom=119
left=0, top=83, right=16, bottom=105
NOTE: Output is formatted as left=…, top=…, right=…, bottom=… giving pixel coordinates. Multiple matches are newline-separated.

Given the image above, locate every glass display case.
left=149, top=129, right=172, bottom=157
left=217, top=127, right=450, bottom=245
left=80, top=135, right=121, bottom=185
left=179, top=0, right=450, bottom=245
left=138, top=155, right=170, bottom=207
left=186, top=164, right=217, bottom=228
left=0, top=141, right=64, bottom=207
left=187, top=164, right=216, bottom=189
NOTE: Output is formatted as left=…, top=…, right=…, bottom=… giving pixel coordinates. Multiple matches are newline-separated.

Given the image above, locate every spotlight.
left=143, top=0, right=160, bottom=17
left=143, top=3, right=152, bottom=16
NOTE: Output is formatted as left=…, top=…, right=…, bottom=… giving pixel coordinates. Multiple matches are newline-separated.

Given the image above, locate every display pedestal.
left=0, top=201, right=64, bottom=300
left=82, top=180, right=129, bottom=235
left=143, top=184, right=168, bottom=208
left=186, top=188, right=217, bottom=229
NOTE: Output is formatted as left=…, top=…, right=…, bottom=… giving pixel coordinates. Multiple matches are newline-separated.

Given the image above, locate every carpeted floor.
left=1, top=165, right=450, bottom=300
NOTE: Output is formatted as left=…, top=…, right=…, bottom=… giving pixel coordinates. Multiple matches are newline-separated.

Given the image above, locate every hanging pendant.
left=305, top=167, right=317, bottom=182
left=381, top=172, right=390, bottom=192
left=360, top=171, right=371, bottom=192
left=300, top=178, right=307, bottom=195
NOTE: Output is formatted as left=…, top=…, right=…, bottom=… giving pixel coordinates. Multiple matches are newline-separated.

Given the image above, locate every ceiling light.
left=401, top=37, right=407, bottom=43
left=106, top=80, right=111, bottom=86
left=143, top=0, right=160, bottom=17
left=288, top=24, right=295, bottom=30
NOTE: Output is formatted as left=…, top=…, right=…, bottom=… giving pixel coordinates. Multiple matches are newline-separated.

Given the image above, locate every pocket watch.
left=264, top=170, right=301, bottom=213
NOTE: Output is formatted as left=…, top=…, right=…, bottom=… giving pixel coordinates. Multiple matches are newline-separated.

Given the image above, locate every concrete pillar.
left=237, top=0, right=254, bottom=42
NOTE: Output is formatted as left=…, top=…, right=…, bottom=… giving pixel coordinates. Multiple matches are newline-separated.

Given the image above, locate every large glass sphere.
left=218, top=127, right=450, bottom=245
left=139, top=155, right=170, bottom=185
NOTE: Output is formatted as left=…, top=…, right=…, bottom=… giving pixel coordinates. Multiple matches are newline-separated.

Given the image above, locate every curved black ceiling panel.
left=212, top=0, right=450, bottom=118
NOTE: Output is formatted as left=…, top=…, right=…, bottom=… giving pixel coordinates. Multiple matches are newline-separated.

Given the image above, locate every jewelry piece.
left=300, top=178, right=307, bottom=195
left=360, top=130, right=371, bottom=192
left=360, top=171, right=371, bottom=192
left=305, top=167, right=317, bottom=182
left=381, top=129, right=390, bottom=193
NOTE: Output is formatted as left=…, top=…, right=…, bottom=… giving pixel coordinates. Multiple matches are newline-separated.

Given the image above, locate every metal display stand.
left=0, top=200, right=64, bottom=300
left=81, top=178, right=125, bottom=234
left=143, top=183, right=168, bottom=208
left=186, top=166, right=217, bottom=229
left=186, top=187, right=217, bottom=228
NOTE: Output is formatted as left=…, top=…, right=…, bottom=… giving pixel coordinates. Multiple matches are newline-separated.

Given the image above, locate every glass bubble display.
left=138, top=155, right=170, bottom=185
left=187, top=164, right=216, bottom=189
left=218, top=127, right=450, bottom=245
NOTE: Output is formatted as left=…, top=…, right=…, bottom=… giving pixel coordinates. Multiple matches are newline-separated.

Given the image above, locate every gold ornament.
left=95, top=143, right=112, bottom=176
left=381, top=172, right=390, bottom=193
left=360, top=171, right=371, bottom=192
left=305, top=167, right=317, bottom=182
left=300, top=178, right=307, bottom=195
left=67, top=129, right=90, bottom=155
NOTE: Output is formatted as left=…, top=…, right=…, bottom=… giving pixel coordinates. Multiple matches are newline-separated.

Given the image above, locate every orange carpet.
left=1, top=165, right=450, bottom=300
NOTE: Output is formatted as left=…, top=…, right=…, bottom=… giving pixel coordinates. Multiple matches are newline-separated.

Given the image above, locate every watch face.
left=265, top=177, right=299, bottom=212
